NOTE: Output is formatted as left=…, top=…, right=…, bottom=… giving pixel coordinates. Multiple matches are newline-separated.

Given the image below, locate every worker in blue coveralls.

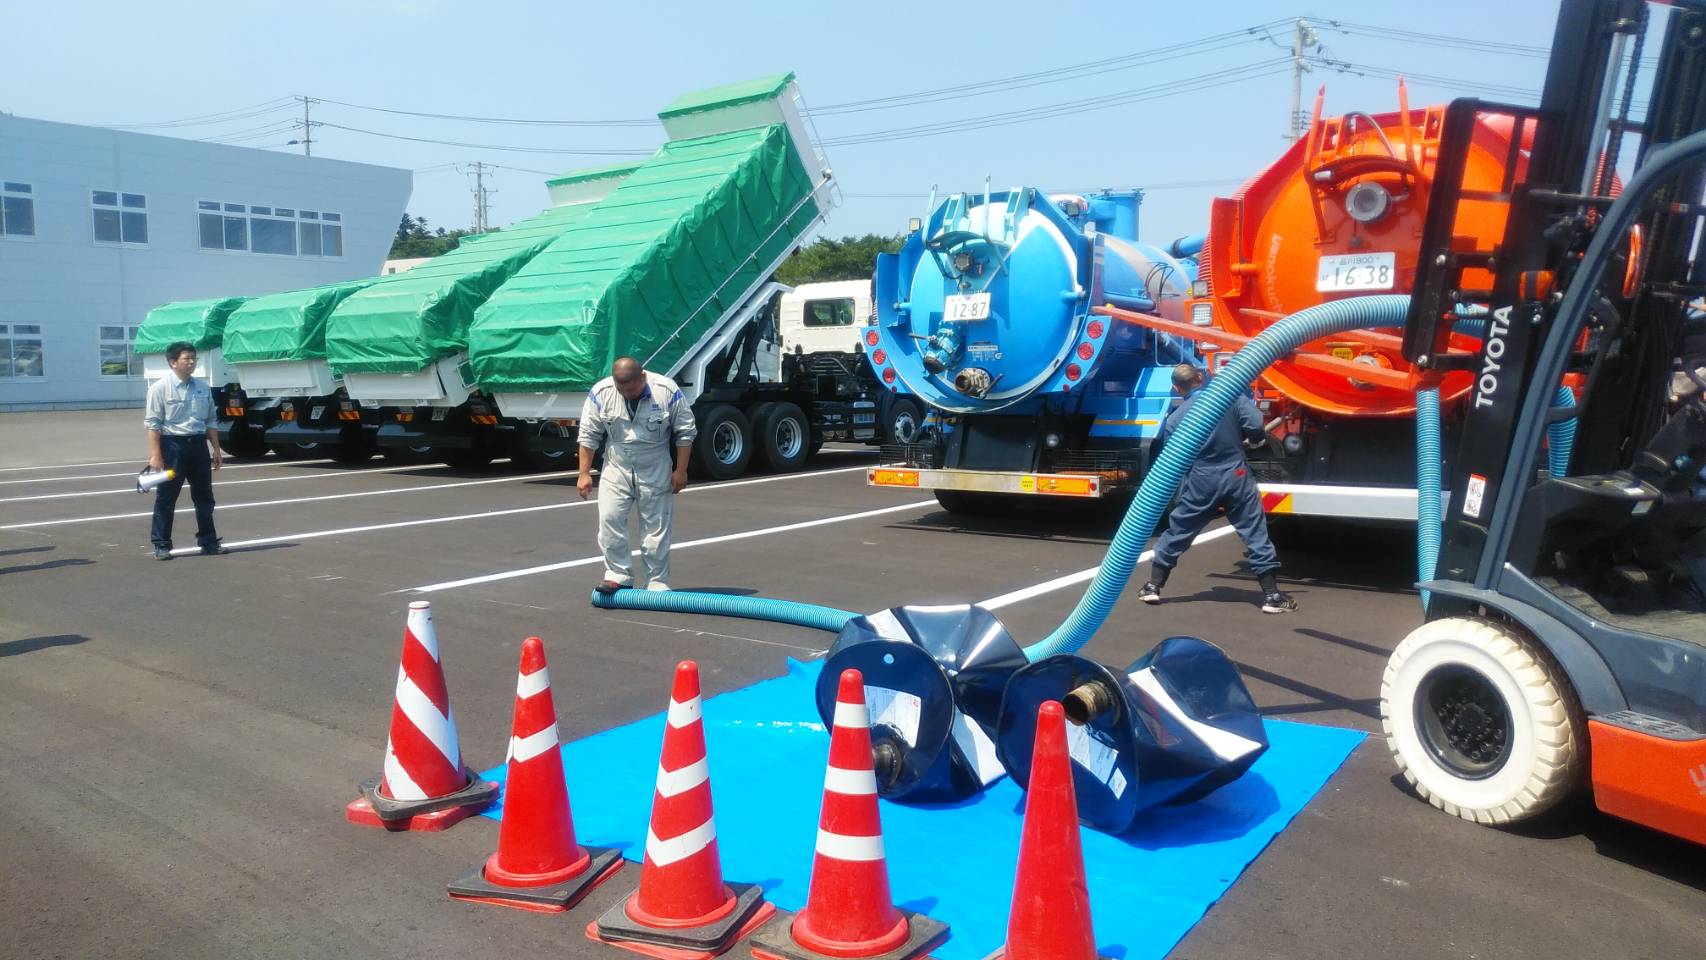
left=1138, top=363, right=1297, bottom=613
left=577, top=356, right=698, bottom=593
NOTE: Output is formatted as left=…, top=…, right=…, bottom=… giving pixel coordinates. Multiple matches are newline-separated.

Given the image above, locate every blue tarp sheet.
left=480, top=658, right=1363, bottom=960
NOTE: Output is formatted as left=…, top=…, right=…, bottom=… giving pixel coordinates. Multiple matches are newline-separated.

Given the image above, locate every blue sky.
left=5, top=0, right=1617, bottom=247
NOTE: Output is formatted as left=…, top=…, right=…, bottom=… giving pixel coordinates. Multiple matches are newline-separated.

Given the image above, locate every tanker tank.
left=866, top=186, right=1203, bottom=512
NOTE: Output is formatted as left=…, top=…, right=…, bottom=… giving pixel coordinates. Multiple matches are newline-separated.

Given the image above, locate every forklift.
left=1381, top=0, right=1706, bottom=844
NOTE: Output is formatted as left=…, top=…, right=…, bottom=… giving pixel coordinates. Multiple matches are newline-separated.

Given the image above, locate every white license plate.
left=1316, top=252, right=1396, bottom=293
left=309, top=405, right=325, bottom=421
left=943, top=292, right=992, bottom=321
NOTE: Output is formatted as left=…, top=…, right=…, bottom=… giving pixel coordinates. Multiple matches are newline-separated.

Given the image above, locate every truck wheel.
left=1381, top=616, right=1585, bottom=825
left=511, top=422, right=575, bottom=471
left=756, top=401, right=810, bottom=472
left=218, top=425, right=270, bottom=461
left=693, top=404, right=752, bottom=480
left=381, top=444, right=436, bottom=465
left=885, top=398, right=924, bottom=446
left=440, top=447, right=495, bottom=470
left=270, top=441, right=322, bottom=460
left=330, top=426, right=376, bottom=465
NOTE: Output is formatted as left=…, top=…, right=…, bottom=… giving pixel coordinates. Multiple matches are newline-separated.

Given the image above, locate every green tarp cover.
left=221, top=279, right=377, bottom=364
left=468, top=124, right=817, bottom=393
left=658, top=73, right=794, bottom=120
left=133, top=297, right=250, bottom=354
left=324, top=202, right=602, bottom=375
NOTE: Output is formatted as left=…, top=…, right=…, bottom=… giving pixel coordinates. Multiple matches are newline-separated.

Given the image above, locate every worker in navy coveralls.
left=144, top=341, right=227, bottom=560
left=1138, top=363, right=1296, bottom=613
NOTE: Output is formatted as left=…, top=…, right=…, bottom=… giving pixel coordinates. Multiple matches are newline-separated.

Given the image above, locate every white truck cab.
left=777, top=280, right=872, bottom=357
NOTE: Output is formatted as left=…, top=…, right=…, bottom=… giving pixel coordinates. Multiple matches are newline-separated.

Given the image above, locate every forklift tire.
left=754, top=401, right=810, bottom=473
left=692, top=404, right=752, bottom=481
left=218, top=426, right=270, bottom=461
left=1381, top=616, right=1586, bottom=825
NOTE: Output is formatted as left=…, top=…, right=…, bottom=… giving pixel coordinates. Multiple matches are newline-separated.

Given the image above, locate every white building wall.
left=0, top=114, right=411, bottom=410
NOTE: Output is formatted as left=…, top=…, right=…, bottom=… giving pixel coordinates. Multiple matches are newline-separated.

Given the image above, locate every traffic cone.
left=346, top=601, right=497, bottom=832
left=448, top=636, right=622, bottom=912
left=986, top=701, right=1107, bottom=960
left=589, top=661, right=775, bottom=959
left=750, top=668, right=948, bottom=960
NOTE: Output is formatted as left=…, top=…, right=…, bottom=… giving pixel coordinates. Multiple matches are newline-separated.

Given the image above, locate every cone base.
left=588, top=882, right=775, bottom=960
left=347, top=771, right=497, bottom=830
left=750, top=909, right=947, bottom=960
left=447, top=845, right=623, bottom=913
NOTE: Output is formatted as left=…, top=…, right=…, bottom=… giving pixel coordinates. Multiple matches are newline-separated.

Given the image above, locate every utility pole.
left=1288, top=19, right=1319, bottom=141
left=460, top=162, right=495, bottom=233
left=294, top=96, right=317, bottom=156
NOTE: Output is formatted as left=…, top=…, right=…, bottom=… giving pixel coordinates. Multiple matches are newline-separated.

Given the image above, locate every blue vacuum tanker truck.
left=865, top=187, right=1204, bottom=512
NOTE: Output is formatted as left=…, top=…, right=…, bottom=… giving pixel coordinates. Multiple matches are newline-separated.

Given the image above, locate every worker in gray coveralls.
left=577, top=356, right=698, bottom=593
left=1138, top=362, right=1297, bottom=614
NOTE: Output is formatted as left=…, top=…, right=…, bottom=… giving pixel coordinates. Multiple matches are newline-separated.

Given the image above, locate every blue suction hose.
left=1416, top=386, right=1443, bottom=611
left=593, top=295, right=1416, bottom=659
left=1025, top=294, right=1414, bottom=659
left=1548, top=385, right=1576, bottom=479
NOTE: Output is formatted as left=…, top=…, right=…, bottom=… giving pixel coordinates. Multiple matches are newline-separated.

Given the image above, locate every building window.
left=1, top=182, right=34, bottom=237
left=92, top=191, right=148, bottom=245
left=98, top=325, right=143, bottom=378
left=0, top=324, right=44, bottom=378
left=803, top=298, right=857, bottom=327
left=200, top=200, right=340, bottom=256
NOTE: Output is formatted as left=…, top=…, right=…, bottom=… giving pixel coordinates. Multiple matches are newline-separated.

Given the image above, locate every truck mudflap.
left=868, top=466, right=1103, bottom=498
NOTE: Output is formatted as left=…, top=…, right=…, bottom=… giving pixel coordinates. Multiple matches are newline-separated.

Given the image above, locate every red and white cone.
left=589, top=661, right=774, bottom=959
left=987, top=701, right=1107, bottom=960
left=751, top=668, right=948, bottom=960
left=449, top=636, right=622, bottom=912
left=347, top=600, right=495, bottom=831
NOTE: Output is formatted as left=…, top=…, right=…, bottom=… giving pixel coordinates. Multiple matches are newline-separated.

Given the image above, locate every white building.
left=0, top=114, right=411, bottom=410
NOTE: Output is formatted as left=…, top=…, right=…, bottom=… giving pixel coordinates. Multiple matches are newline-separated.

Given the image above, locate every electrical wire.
left=97, top=97, right=298, bottom=130
left=313, top=121, right=653, bottom=156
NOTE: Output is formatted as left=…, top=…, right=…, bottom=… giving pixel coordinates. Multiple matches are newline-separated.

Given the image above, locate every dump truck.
left=133, top=296, right=259, bottom=456
left=777, top=279, right=922, bottom=446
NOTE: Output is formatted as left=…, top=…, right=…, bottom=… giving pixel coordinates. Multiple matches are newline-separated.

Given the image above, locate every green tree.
left=388, top=214, right=480, bottom=259
left=774, top=233, right=905, bottom=285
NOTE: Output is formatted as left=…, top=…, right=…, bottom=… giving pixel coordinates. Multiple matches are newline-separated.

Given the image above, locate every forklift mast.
left=1403, top=0, right=1706, bottom=588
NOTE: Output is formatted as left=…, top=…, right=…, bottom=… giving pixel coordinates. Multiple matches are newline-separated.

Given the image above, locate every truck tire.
left=330, top=426, right=377, bottom=465
left=441, top=447, right=495, bottom=470
left=270, top=441, right=322, bottom=460
left=693, top=404, right=752, bottom=481
left=1381, top=616, right=1586, bottom=825
left=885, top=397, right=924, bottom=446
left=381, top=444, right=436, bottom=465
left=511, top=422, right=575, bottom=471
left=755, top=401, right=810, bottom=473
left=218, top=425, right=270, bottom=461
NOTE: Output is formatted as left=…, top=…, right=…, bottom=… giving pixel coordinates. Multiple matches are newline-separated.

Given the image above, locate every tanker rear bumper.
left=867, top=466, right=1104, bottom=498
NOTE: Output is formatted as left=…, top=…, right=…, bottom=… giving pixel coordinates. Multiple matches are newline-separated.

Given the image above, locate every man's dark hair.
left=1172, top=362, right=1203, bottom=392
left=166, top=342, right=197, bottom=363
left=611, top=355, right=642, bottom=385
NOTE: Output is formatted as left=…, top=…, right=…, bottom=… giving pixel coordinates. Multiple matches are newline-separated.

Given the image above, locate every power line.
left=313, top=121, right=653, bottom=156
left=97, top=97, right=298, bottom=129
left=312, top=96, right=658, bottom=128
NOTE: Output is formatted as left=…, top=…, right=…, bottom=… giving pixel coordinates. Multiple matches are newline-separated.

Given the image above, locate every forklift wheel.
left=1380, top=616, right=1586, bottom=825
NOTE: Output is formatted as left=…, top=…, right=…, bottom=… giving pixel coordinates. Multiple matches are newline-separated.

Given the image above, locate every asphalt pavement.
left=1, top=410, right=1701, bottom=960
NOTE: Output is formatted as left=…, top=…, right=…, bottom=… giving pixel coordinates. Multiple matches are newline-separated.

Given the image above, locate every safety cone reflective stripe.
left=382, top=601, right=466, bottom=800
left=993, top=701, right=1105, bottom=960
left=590, top=661, right=774, bottom=959
left=347, top=601, right=496, bottom=832
left=633, top=664, right=729, bottom=921
left=750, top=668, right=946, bottom=960
left=449, top=635, right=621, bottom=912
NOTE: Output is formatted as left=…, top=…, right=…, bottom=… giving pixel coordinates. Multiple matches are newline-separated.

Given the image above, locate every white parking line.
left=162, top=464, right=877, bottom=555
left=0, top=470, right=579, bottom=530
left=976, top=525, right=1239, bottom=610
left=413, top=500, right=935, bottom=593
left=0, top=458, right=138, bottom=473
left=0, top=459, right=339, bottom=485
left=0, top=462, right=435, bottom=503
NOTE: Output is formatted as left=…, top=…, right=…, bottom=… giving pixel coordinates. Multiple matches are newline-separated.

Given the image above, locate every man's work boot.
left=1138, top=581, right=1162, bottom=604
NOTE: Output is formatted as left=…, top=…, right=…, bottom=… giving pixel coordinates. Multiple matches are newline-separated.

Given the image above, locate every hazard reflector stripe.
left=646, top=817, right=716, bottom=866
left=816, top=829, right=885, bottom=862
left=383, top=746, right=428, bottom=800
left=516, top=667, right=550, bottom=699
left=833, top=700, right=870, bottom=729
left=667, top=696, right=703, bottom=729
left=508, top=724, right=560, bottom=763
left=655, top=757, right=710, bottom=797
left=395, top=675, right=458, bottom=766
left=823, top=764, right=878, bottom=796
